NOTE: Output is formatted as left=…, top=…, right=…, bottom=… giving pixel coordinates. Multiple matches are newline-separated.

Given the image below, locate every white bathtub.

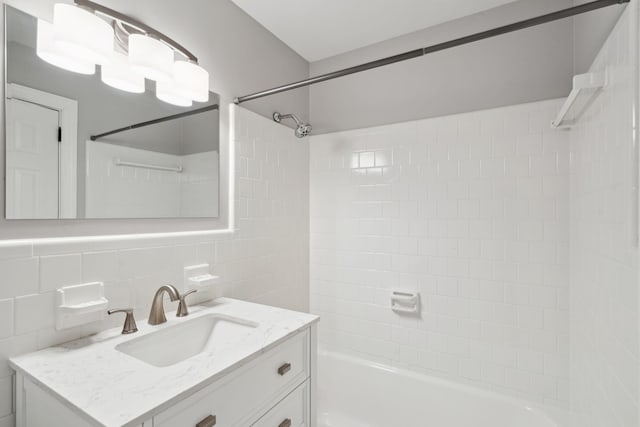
left=317, top=351, right=565, bottom=427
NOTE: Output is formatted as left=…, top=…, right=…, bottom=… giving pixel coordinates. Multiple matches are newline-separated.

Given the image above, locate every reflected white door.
left=6, top=98, right=60, bottom=219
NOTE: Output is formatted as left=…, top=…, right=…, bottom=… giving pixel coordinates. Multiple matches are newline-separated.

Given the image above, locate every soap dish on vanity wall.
left=56, top=282, right=109, bottom=330
left=184, top=264, right=219, bottom=291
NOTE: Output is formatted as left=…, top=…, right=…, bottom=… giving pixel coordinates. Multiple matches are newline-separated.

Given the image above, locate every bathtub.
left=317, top=351, right=565, bottom=427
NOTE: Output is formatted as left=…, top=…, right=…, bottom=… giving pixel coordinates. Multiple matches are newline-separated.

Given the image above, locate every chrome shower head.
left=273, top=112, right=312, bottom=138
left=295, top=123, right=312, bottom=138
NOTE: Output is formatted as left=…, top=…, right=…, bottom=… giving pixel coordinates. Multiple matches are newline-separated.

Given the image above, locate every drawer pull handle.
left=278, top=418, right=292, bottom=427
left=278, top=362, right=292, bottom=376
left=196, top=414, right=216, bottom=427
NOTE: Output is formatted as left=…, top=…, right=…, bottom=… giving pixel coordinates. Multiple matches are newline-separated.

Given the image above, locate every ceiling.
left=230, top=0, right=521, bottom=62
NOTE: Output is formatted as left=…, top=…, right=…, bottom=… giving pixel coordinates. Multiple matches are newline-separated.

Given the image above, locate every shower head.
left=273, top=112, right=312, bottom=138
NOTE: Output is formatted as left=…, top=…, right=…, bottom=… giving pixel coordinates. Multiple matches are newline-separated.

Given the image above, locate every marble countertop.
left=10, top=298, right=319, bottom=427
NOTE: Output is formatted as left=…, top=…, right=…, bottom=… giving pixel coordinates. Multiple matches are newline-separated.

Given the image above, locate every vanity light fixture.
left=101, top=51, right=146, bottom=93
left=128, top=34, right=174, bottom=82
left=156, top=79, right=194, bottom=108
left=53, top=3, right=113, bottom=66
left=36, top=19, right=96, bottom=75
left=174, top=60, right=210, bottom=103
left=36, top=0, right=210, bottom=107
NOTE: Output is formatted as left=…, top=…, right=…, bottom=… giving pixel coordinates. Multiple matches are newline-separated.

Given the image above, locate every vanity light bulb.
left=174, top=61, right=210, bottom=103
left=156, top=80, right=193, bottom=107
left=36, top=19, right=96, bottom=75
left=128, top=34, right=174, bottom=82
left=101, top=52, right=146, bottom=94
left=53, top=4, right=114, bottom=66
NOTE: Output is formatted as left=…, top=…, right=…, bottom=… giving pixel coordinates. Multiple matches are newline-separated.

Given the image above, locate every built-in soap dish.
left=391, top=291, right=420, bottom=314
left=184, top=264, right=219, bottom=291
left=56, top=282, right=109, bottom=330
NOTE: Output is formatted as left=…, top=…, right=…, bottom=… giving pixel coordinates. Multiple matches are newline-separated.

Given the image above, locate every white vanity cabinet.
left=16, top=328, right=315, bottom=427
left=153, top=330, right=312, bottom=427
left=10, top=299, right=319, bottom=427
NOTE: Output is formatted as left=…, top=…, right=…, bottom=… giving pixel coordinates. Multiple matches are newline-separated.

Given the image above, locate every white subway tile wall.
left=0, top=106, right=310, bottom=426
left=570, top=6, right=639, bottom=427
left=310, top=99, right=570, bottom=406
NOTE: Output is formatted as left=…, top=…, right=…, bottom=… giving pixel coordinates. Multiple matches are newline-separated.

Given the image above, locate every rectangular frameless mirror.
left=4, top=6, right=220, bottom=219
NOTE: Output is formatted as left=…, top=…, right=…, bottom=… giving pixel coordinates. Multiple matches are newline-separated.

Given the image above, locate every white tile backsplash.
left=569, top=5, right=639, bottom=427
left=0, top=106, right=309, bottom=426
left=0, top=301, right=13, bottom=341
left=0, top=258, right=38, bottom=300
left=81, top=251, right=119, bottom=283
left=39, top=254, right=82, bottom=292
left=14, top=293, right=54, bottom=335
left=310, top=99, right=570, bottom=407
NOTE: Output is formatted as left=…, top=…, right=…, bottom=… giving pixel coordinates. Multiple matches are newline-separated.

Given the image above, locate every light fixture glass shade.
left=156, top=80, right=193, bottom=107
left=128, top=34, right=174, bottom=82
left=174, top=61, right=210, bottom=102
left=101, top=52, right=146, bottom=93
left=53, top=4, right=113, bottom=66
left=36, top=19, right=96, bottom=75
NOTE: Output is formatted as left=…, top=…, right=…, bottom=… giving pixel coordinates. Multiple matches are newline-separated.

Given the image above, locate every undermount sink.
left=116, top=314, right=258, bottom=367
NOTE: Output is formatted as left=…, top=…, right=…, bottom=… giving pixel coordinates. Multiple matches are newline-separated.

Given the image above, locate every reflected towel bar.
left=114, top=158, right=183, bottom=173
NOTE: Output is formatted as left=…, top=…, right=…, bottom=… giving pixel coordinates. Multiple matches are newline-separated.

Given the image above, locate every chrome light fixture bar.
left=36, top=0, right=210, bottom=106
left=74, top=0, right=198, bottom=63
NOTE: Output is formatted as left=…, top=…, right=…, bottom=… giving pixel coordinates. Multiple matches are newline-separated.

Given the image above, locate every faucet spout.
left=148, top=284, right=180, bottom=325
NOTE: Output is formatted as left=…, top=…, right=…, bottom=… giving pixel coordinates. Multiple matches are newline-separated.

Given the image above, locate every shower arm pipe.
left=74, top=0, right=198, bottom=63
left=234, top=0, right=629, bottom=104
left=276, top=113, right=303, bottom=125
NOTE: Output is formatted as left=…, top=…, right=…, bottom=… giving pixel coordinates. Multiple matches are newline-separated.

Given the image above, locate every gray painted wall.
left=309, top=0, right=576, bottom=134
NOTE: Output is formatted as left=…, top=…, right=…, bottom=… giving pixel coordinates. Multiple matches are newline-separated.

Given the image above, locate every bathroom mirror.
left=4, top=6, right=220, bottom=219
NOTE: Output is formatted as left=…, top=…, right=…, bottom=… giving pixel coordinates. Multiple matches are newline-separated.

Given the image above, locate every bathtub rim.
left=317, top=349, right=569, bottom=427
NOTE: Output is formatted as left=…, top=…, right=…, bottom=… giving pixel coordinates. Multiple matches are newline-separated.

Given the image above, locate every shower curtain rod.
left=234, top=0, right=629, bottom=104
left=90, top=104, right=219, bottom=141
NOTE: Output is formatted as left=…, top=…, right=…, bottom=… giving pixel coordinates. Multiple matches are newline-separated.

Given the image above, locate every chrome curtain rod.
left=234, top=0, right=629, bottom=104
left=90, top=104, right=219, bottom=141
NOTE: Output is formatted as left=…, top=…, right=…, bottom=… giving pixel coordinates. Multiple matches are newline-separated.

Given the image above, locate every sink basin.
left=116, top=314, right=258, bottom=367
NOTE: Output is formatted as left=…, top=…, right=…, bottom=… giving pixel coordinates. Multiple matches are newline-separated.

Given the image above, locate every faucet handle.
left=108, top=308, right=138, bottom=334
left=177, top=289, right=197, bottom=317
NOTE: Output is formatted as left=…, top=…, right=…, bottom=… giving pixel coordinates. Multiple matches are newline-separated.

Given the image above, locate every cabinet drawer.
left=153, top=384, right=233, bottom=427
left=239, top=329, right=309, bottom=413
left=252, top=381, right=309, bottom=427
left=154, top=330, right=309, bottom=427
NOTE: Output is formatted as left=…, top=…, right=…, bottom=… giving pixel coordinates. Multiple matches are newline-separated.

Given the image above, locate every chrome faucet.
left=148, top=284, right=180, bottom=325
